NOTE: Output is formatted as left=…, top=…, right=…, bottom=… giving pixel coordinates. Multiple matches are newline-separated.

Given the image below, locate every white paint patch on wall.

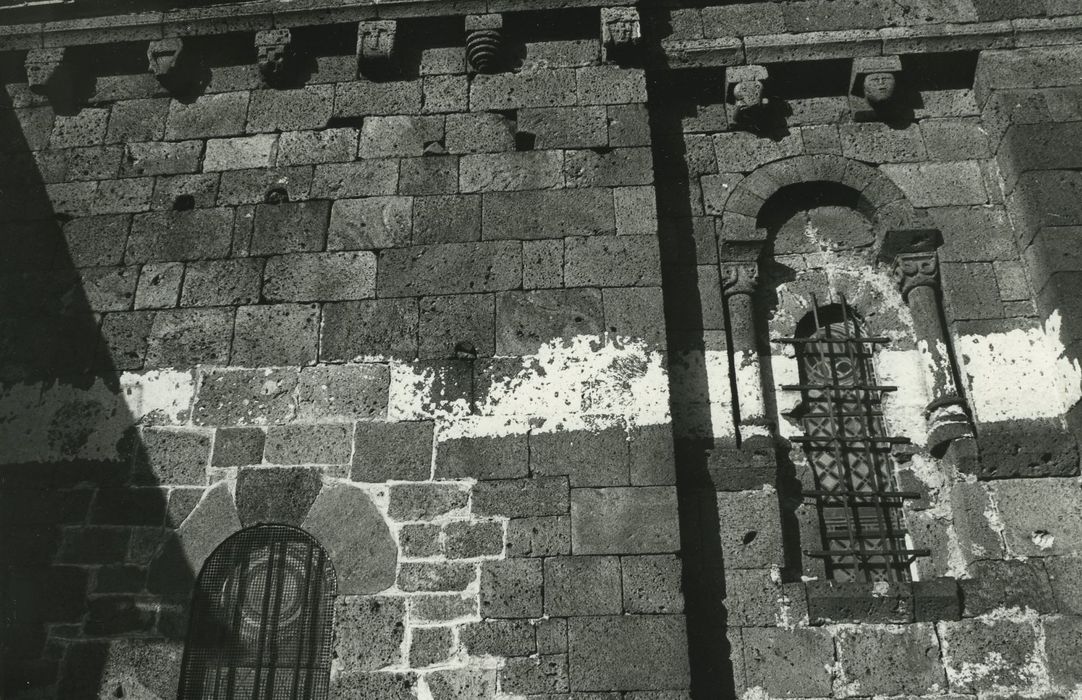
left=389, top=334, right=672, bottom=440
left=958, top=311, right=1082, bottom=423
left=874, top=349, right=931, bottom=445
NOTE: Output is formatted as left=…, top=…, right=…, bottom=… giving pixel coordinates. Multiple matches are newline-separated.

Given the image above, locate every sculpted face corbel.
left=256, top=28, right=293, bottom=85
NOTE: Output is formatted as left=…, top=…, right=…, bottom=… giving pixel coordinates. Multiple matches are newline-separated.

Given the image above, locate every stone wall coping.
left=0, top=5, right=1077, bottom=58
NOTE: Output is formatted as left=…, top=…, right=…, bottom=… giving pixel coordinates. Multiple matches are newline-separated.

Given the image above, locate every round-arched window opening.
left=178, top=524, right=335, bottom=700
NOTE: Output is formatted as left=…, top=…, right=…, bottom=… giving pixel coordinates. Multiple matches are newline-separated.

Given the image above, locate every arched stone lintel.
left=148, top=480, right=241, bottom=595
left=716, top=155, right=930, bottom=251
left=301, top=482, right=397, bottom=595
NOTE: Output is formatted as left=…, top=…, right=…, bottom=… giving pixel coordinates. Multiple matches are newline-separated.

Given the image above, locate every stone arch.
left=149, top=476, right=396, bottom=596
left=716, top=155, right=931, bottom=251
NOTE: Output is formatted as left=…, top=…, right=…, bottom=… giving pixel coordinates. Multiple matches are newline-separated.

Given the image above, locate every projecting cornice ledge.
left=0, top=0, right=636, bottom=51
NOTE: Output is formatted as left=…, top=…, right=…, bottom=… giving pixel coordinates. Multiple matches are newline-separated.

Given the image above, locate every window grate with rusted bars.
left=178, top=524, right=336, bottom=700
left=778, top=297, right=928, bottom=584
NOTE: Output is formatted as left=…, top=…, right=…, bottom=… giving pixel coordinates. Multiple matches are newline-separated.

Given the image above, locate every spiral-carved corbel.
left=466, top=14, right=504, bottom=73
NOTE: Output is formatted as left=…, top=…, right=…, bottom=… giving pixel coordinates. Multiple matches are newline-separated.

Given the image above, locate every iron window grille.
left=777, top=297, right=928, bottom=583
left=178, top=524, right=336, bottom=700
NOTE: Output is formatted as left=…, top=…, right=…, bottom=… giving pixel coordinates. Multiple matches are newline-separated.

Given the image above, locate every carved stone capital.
left=357, top=20, right=398, bottom=75
left=601, top=7, right=642, bottom=63
left=891, top=251, right=939, bottom=300
left=849, top=55, right=903, bottom=120
left=256, top=28, right=293, bottom=85
left=466, top=14, right=504, bottom=74
left=721, top=262, right=759, bottom=297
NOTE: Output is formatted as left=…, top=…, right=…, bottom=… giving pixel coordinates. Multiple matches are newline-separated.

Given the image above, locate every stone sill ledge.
left=804, top=577, right=962, bottom=625
left=0, top=2, right=1076, bottom=60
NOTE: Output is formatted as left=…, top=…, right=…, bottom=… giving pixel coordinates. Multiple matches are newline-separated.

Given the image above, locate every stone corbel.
left=256, top=28, right=293, bottom=86
left=725, top=64, right=769, bottom=131
left=850, top=55, right=903, bottom=121
left=882, top=229, right=975, bottom=457
left=357, top=20, right=398, bottom=77
left=147, top=38, right=188, bottom=92
left=720, top=254, right=770, bottom=444
left=601, top=7, right=642, bottom=64
left=466, top=14, right=505, bottom=74
left=25, top=48, right=71, bottom=101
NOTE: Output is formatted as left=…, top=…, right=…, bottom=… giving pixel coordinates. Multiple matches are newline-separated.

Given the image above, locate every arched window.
left=179, top=525, right=336, bottom=700
left=781, top=299, right=925, bottom=583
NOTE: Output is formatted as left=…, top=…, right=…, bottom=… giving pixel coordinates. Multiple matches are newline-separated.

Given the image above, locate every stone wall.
left=0, top=1, right=1080, bottom=699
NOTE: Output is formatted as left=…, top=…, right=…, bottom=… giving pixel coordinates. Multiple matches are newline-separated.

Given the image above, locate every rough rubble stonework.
left=0, top=0, right=1081, bottom=699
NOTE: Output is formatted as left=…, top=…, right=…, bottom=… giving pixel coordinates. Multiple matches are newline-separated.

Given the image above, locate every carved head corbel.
left=601, top=7, right=642, bottom=64
left=25, top=48, right=69, bottom=97
left=147, top=38, right=187, bottom=90
left=256, top=28, right=293, bottom=85
left=725, top=65, right=769, bottom=130
left=850, top=55, right=904, bottom=121
left=357, top=20, right=398, bottom=77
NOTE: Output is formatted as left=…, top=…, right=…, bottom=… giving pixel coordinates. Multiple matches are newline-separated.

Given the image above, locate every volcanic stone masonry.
left=1, top=0, right=1082, bottom=698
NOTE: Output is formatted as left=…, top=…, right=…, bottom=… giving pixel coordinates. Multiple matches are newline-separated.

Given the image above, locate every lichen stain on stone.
left=389, top=334, right=670, bottom=439
left=958, top=311, right=1082, bottom=423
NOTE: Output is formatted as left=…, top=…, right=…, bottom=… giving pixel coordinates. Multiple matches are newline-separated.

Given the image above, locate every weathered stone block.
left=310, top=160, right=398, bottom=199
left=992, top=478, right=1082, bottom=557
left=108, top=98, right=169, bottom=143
left=435, top=435, right=528, bottom=480
left=326, top=196, right=411, bottom=251
left=577, top=66, right=648, bottom=105
left=470, top=70, right=578, bottom=110
left=133, top=262, right=183, bottom=310
left=517, top=106, right=607, bottom=149
left=570, top=487, right=680, bottom=555
left=565, top=235, right=661, bottom=287
left=962, top=559, right=1056, bottom=615
left=145, top=308, right=233, bottom=367
left=1046, top=557, right=1082, bottom=614
left=246, top=85, right=334, bottom=133
left=235, top=466, right=321, bottom=527
left=460, top=619, right=535, bottom=657
left=622, top=554, right=683, bottom=614
left=165, top=92, right=248, bottom=140
left=742, top=627, right=834, bottom=698
left=122, top=140, right=202, bottom=177
left=398, top=562, right=475, bottom=592
left=126, top=209, right=234, bottom=263
left=418, top=293, right=495, bottom=359
left=203, top=134, right=278, bottom=172
left=544, top=555, right=621, bottom=616
left=180, top=258, right=262, bottom=307
left=522, top=238, right=563, bottom=289
left=333, top=596, right=405, bottom=672
left=217, top=166, right=313, bottom=206
left=839, top=122, right=928, bottom=162
left=1045, top=615, right=1082, bottom=687
left=262, top=252, right=375, bottom=302
left=565, top=147, right=652, bottom=188
left=334, top=80, right=422, bottom=117
left=715, top=490, right=783, bottom=569
left=614, top=186, right=658, bottom=236
left=494, top=289, right=603, bottom=355
left=629, top=424, right=676, bottom=486
left=249, top=200, right=329, bottom=255
left=880, top=161, right=988, bottom=207
left=506, top=515, right=571, bottom=557
left=151, top=173, right=220, bottom=210
left=531, top=427, right=630, bottom=487
left=352, top=421, right=433, bottom=482
left=50, top=109, right=109, bottom=149
left=482, top=189, right=615, bottom=239
left=321, top=298, right=418, bottom=361
left=422, top=74, right=468, bottom=114
left=608, top=103, right=651, bottom=148
left=410, top=594, right=474, bottom=622
left=603, top=286, right=666, bottom=346
left=444, top=521, right=503, bottom=559
left=398, top=155, right=458, bottom=196
left=480, top=559, right=542, bottom=618
left=193, top=368, right=299, bottom=426
left=975, top=417, right=1079, bottom=480
left=499, top=655, right=569, bottom=695
left=296, top=364, right=388, bottom=422
left=806, top=580, right=914, bottom=624
left=231, top=303, right=319, bottom=366
left=399, top=523, right=441, bottom=558
left=459, top=150, right=564, bottom=193
left=535, top=617, right=567, bottom=655
left=939, top=618, right=1039, bottom=693
left=358, top=116, right=442, bottom=159
left=473, top=477, right=569, bottom=518
left=264, top=424, right=350, bottom=465
left=277, top=128, right=358, bottom=166
left=377, top=241, right=521, bottom=297
left=387, top=483, right=467, bottom=521
left=445, top=112, right=515, bottom=154
left=210, top=427, right=264, bottom=467
left=836, top=624, right=946, bottom=696
left=413, top=195, right=480, bottom=244
left=568, top=615, right=689, bottom=691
